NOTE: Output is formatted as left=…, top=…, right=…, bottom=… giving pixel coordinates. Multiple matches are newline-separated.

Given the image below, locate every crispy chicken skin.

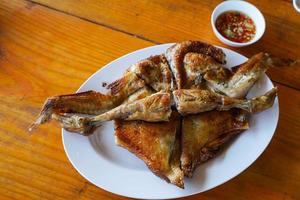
left=165, top=40, right=226, bottom=89
left=115, top=112, right=184, bottom=188
left=181, top=109, right=249, bottom=177
left=173, top=87, right=277, bottom=115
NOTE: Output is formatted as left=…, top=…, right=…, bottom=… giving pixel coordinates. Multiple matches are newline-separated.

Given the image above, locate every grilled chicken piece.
left=204, top=52, right=297, bottom=98
left=181, top=109, right=249, bottom=177
left=115, top=112, right=184, bottom=188
left=173, top=87, right=277, bottom=115
left=45, top=92, right=172, bottom=135
left=127, top=55, right=172, bottom=92
left=183, top=53, right=231, bottom=89
left=29, top=91, right=120, bottom=131
left=165, top=40, right=226, bottom=89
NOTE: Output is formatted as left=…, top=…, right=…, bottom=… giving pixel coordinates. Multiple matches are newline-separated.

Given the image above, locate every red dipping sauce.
left=215, top=11, right=256, bottom=43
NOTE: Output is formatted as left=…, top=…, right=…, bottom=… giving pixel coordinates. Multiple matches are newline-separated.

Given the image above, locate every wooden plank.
left=0, top=0, right=299, bottom=199
left=31, top=0, right=300, bottom=90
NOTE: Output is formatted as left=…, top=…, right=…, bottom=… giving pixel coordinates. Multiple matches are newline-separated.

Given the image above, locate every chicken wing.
left=173, top=87, right=277, bottom=115
left=165, top=40, right=226, bottom=89
left=204, top=52, right=297, bottom=98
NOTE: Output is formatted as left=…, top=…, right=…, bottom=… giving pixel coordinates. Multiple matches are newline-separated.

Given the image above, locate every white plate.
left=62, top=44, right=279, bottom=199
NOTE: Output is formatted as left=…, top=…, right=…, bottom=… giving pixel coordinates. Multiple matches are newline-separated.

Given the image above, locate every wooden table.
left=0, top=0, right=299, bottom=199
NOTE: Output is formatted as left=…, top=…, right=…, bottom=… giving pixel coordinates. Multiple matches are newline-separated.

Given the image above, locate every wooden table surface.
left=0, top=0, right=299, bottom=199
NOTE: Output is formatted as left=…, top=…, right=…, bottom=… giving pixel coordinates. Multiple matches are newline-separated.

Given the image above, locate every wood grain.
left=0, top=0, right=299, bottom=200
left=31, top=0, right=300, bottom=90
left=0, top=0, right=149, bottom=199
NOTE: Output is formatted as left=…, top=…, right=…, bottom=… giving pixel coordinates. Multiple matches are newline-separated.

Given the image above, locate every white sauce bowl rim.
left=211, top=0, right=266, bottom=47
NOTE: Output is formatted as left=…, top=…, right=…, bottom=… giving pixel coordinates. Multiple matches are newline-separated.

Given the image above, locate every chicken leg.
left=173, top=87, right=277, bottom=115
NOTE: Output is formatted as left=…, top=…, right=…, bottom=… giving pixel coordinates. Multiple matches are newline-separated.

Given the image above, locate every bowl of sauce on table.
left=211, top=1, right=265, bottom=47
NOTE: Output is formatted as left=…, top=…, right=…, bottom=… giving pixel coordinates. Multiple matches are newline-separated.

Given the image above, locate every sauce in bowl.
left=215, top=11, right=256, bottom=43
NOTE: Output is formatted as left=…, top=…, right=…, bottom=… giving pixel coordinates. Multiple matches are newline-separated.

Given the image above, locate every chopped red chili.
left=216, top=11, right=256, bottom=43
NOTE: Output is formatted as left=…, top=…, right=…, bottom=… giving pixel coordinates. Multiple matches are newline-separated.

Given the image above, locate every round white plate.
left=62, top=44, right=279, bottom=199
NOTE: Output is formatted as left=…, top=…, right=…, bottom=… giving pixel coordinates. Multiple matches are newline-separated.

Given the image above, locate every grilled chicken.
left=181, top=109, right=249, bottom=177
left=204, top=52, right=297, bottom=98
left=46, top=92, right=172, bottom=135
left=165, top=40, right=226, bottom=89
left=115, top=111, right=184, bottom=188
left=173, top=87, right=277, bottom=115
left=29, top=40, right=287, bottom=188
